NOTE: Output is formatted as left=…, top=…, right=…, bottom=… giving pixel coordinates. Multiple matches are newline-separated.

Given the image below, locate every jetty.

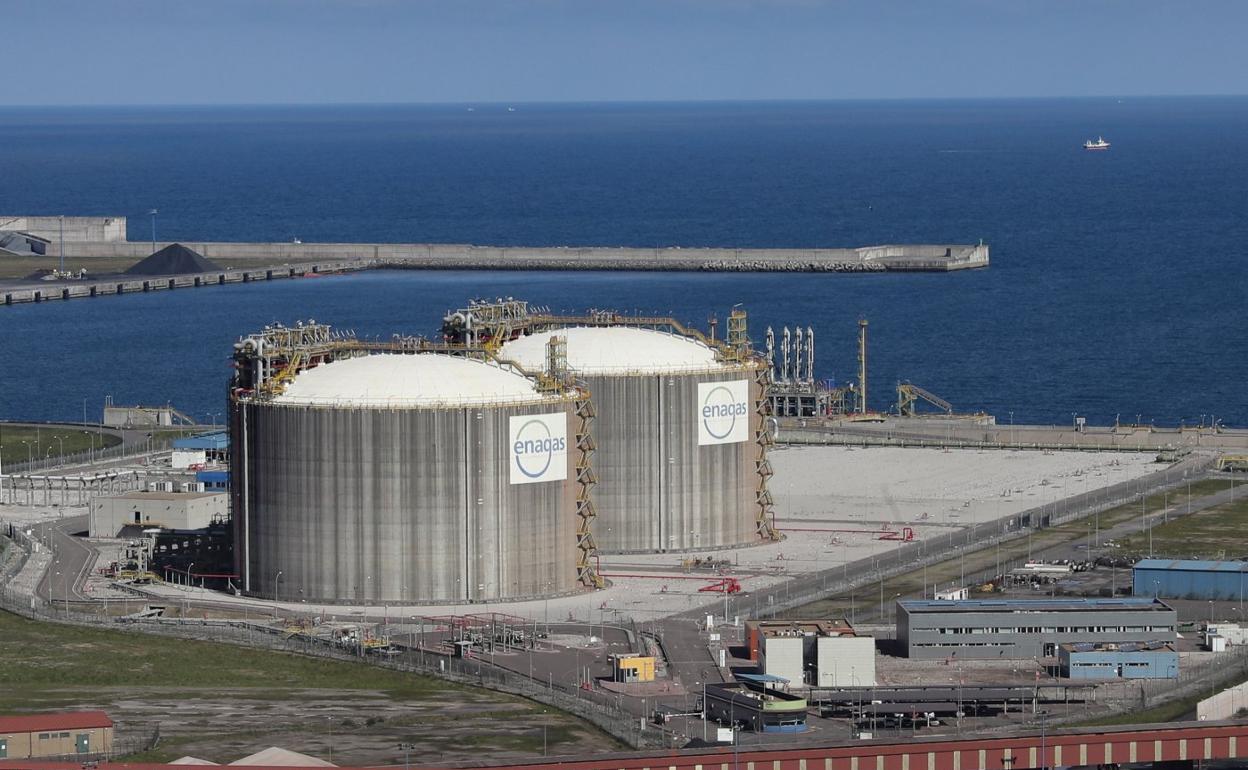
left=0, top=217, right=988, bottom=305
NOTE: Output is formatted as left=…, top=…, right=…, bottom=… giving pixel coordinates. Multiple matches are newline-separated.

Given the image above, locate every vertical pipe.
left=241, top=404, right=251, bottom=593
left=781, top=327, right=791, bottom=384
left=765, top=327, right=775, bottom=383
left=794, top=327, right=803, bottom=387
left=857, top=319, right=869, bottom=414
left=806, top=326, right=815, bottom=384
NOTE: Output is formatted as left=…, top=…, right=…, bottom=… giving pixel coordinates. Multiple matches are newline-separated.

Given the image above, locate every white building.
left=815, top=635, right=877, bottom=687
left=89, top=491, right=227, bottom=537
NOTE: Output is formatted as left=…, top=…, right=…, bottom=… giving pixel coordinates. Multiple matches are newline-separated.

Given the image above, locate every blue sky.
left=6, top=0, right=1246, bottom=105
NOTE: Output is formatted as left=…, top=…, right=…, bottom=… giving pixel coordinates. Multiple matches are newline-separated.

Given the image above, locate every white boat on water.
left=1084, top=136, right=1111, bottom=151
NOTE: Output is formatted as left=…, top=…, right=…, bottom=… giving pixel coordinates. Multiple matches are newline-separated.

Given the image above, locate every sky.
left=5, top=0, right=1246, bottom=105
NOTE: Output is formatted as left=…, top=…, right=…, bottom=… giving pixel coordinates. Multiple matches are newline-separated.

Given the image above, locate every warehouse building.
left=1133, top=558, right=1248, bottom=601
left=897, top=598, right=1177, bottom=660
left=1058, top=641, right=1178, bottom=680
left=746, top=619, right=876, bottom=687
left=0, top=711, right=113, bottom=759
left=89, top=490, right=228, bottom=538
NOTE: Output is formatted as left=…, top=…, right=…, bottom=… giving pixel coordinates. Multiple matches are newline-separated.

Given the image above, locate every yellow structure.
left=1216, top=455, right=1248, bottom=472
left=612, top=654, right=656, bottom=683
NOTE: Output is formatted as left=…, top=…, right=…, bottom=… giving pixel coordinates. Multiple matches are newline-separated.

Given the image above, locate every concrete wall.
left=0, top=216, right=126, bottom=242
left=815, top=636, right=876, bottom=687
left=103, top=406, right=173, bottom=428
left=30, top=239, right=989, bottom=272
left=782, top=416, right=1248, bottom=452
left=760, top=636, right=805, bottom=686
left=89, top=492, right=226, bottom=537
left=1198, top=679, right=1248, bottom=721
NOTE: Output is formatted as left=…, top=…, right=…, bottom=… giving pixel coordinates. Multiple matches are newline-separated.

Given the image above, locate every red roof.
left=0, top=711, right=113, bottom=734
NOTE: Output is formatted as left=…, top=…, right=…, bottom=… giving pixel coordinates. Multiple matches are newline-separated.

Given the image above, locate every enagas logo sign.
left=697, top=379, right=750, bottom=446
left=509, top=412, right=569, bottom=485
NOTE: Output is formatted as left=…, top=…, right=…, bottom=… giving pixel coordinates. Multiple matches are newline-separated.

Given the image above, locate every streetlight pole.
left=58, top=215, right=64, bottom=274
left=275, top=570, right=284, bottom=606
left=149, top=209, right=158, bottom=253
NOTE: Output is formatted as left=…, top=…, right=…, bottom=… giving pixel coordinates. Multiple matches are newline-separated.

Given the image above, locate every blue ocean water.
left=1, top=99, right=1246, bottom=426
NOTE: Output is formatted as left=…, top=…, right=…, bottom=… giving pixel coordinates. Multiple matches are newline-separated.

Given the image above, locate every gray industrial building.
left=897, top=598, right=1177, bottom=659
left=1133, top=558, right=1248, bottom=601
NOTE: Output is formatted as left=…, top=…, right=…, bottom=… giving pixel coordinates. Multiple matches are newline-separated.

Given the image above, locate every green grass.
left=1112, top=479, right=1248, bottom=560
left=0, top=609, right=455, bottom=710
left=0, top=425, right=121, bottom=465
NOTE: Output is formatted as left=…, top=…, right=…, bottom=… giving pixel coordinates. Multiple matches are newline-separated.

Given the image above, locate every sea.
left=1, top=98, right=1246, bottom=426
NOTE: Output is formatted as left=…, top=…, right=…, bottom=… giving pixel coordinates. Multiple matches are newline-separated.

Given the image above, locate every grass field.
left=1112, top=477, right=1247, bottom=560
left=0, top=426, right=121, bottom=465
left=0, top=610, right=618, bottom=764
left=0, top=255, right=300, bottom=280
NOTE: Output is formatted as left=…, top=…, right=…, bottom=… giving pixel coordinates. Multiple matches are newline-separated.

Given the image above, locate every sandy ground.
left=70, top=447, right=1164, bottom=626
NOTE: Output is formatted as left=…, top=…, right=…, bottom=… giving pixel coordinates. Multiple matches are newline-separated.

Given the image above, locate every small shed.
left=0, top=711, right=114, bottom=759
left=1058, top=642, right=1178, bottom=680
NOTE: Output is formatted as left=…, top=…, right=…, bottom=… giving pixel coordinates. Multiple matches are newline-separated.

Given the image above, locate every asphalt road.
left=33, top=514, right=96, bottom=604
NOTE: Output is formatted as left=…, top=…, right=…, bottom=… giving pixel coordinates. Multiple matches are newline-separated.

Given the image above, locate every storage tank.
left=499, top=325, right=768, bottom=553
left=230, top=350, right=586, bottom=604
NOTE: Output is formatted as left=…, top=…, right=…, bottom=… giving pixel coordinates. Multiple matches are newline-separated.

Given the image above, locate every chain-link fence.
left=0, top=450, right=1226, bottom=750
left=0, top=577, right=674, bottom=751
left=728, top=452, right=1217, bottom=625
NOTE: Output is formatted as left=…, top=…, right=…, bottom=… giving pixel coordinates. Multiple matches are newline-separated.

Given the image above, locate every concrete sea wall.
left=47, top=240, right=990, bottom=272
left=0, top=241, right=988, bottom=305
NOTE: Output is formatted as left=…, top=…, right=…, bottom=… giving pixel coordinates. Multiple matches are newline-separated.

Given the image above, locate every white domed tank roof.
left=500, top=326, right=726, bottom=374
left=272, top=353, right=550, bottom=407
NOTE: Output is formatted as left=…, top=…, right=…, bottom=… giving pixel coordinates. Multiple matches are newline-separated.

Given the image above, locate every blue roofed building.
left=1059, top=641, right=1178, bottom=679
left=172, top=431, right=229, bottom=451
left=196, top=470, right=229, bottom=491
left=172, top=431, right=229, bottom=462
left=1133, top=558, right=1248, bottom=601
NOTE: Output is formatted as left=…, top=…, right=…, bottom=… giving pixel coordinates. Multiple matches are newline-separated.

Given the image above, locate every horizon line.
left=3, top=93, right=1248, bottom=110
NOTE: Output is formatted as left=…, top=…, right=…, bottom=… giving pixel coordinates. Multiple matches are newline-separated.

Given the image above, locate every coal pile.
left=125, top=243, right=221, bottom=276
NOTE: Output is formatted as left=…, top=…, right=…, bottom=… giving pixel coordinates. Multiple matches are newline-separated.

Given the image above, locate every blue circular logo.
left=514, top=418, right=556, bottom=479
left=702, top=385, right=739, bottom=440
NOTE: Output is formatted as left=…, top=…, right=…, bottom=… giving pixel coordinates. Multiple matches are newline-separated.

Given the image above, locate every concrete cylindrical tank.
left=500, top=326, right=765, bottom=553
left=231, top=353, right=582, bottom=604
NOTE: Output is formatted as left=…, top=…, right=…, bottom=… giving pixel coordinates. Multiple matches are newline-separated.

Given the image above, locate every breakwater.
left=47, top=240, right=988, bottom=271
left=2, top=261, right=360, bottom=305
left=0, top=241, right=988, bottom=305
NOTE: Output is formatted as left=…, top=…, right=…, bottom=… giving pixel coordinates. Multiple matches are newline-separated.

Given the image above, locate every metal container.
left=501, top=326, right=767, bottom=553
left=231, top=353, right=582, bottom=604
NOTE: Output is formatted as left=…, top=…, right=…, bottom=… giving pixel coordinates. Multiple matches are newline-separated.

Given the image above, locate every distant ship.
left=1084, top=137, right=1111, bottom=151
